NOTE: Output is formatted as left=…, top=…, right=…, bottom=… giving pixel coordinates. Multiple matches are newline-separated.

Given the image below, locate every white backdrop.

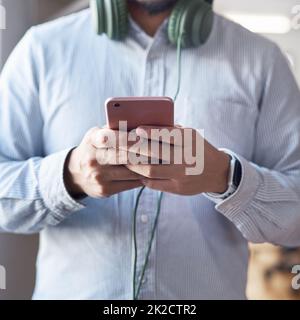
left=0, top=0, right=39, bottom=301
left=0, top=0, right=83, bottom=300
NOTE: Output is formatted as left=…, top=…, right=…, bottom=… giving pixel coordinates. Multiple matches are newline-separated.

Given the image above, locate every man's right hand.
left=64, top=127, right=144, bottom=198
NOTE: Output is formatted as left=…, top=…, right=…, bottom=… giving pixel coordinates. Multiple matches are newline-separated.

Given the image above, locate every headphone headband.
left=90, top=0, right=213, bottom=48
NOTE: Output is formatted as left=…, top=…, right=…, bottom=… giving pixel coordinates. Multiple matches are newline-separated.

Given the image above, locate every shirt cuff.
left=38, top=148, right=86, bottom=222
left=211, top=149, right=262, bottom=221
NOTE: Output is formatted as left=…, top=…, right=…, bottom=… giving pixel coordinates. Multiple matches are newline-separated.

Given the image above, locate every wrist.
left=64, top=148, right=85, bottom=198
left=211, top=151, right=231, bottom=194
left=206, top=149, right=242, bottom=203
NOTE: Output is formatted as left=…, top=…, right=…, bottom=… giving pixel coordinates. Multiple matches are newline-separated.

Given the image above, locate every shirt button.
left=140, top=215, right=148, bottom=224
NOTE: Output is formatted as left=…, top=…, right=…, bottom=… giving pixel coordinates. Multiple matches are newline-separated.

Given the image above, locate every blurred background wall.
left=0, top=0, right=89, bottom=300
left=0, top=0, right=299, bottom=300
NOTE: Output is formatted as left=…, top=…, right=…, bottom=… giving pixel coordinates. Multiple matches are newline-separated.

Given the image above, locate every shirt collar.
left=128, top=15, right=169, bottom=49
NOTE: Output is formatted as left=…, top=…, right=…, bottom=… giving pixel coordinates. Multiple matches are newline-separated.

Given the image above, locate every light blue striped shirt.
left=1, top=9, right=300, bottom=299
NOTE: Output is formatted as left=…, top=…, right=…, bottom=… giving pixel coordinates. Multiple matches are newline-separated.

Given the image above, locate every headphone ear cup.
left=90, top=0, right=105, bottom=35
left=90, top=0, right=128, bottom=40
left=168, top=0, right=187, bottom=46
left=168, top=0, right=213, bottom=48
left=110, top=0, right=128, bottom=40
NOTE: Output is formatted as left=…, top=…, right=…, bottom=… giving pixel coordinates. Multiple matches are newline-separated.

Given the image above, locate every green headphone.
left=90, top=0, right=213, bottom=48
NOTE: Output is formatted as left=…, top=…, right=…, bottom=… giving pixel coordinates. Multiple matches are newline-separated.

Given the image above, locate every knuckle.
left=83, top=157, right=97, bottom=169
left=83, top=169, right=95, bottom=181
left=98, top=131, right=110, bottom=145
left=88, top=169, right=107, bottom=184
left=84, top=127, right=99, bottom=142
left=96, top=170, right=107, bottom=182
left=90, top=171, right=100, bottom=183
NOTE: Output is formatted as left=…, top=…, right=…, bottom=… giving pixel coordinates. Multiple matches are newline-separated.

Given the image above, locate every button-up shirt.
left=0, top=9, right=300, bottom=299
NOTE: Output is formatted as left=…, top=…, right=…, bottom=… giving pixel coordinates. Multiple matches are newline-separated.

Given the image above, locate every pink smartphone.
left=105, top=97, right=174, bottom=130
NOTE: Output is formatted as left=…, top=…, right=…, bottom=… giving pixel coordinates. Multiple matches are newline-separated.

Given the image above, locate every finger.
left=108, top=180, right=144, bottom=196
left=105, top=165, right=144, bottom=181
left=95, top=147, right=125, bottom=165
left=89, top=128, right=184, bottom=164
left=126, top=164, right=185, bottom=179
left=95, top=148, right=150, bottom=165
left=89, top=128, right=195, bottom=165
left=136, top=125, right=188, bottom=146
left=141, top=178, right=173, bottom=193
left=90, top=128, right=136, bottom=149
left=120, top=141, right=184, bottom=164
left=83, top=126, right=101, bottom=145
left=96, top=144, right=198, bottom=167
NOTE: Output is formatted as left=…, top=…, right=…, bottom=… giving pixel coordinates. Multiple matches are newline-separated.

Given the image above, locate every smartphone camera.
left=114, top=103, right=121, bottom=108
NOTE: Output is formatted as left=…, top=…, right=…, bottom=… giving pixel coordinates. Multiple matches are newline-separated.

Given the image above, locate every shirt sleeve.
left=214, top=44, right=300, bottom=247
left=0, top=28, right=85, bottom=234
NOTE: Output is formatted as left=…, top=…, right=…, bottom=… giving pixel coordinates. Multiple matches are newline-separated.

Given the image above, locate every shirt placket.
left=134, top=37, right=166, bottom=299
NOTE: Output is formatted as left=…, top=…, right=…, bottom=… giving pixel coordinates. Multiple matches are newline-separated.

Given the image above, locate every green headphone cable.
left=132, top=34, right=183, bottom=300
left=132, top=185, right=145, bottom=300
left=132, top=189, right=164, bottom=300
left=173, top=32, right=184, bottom=102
